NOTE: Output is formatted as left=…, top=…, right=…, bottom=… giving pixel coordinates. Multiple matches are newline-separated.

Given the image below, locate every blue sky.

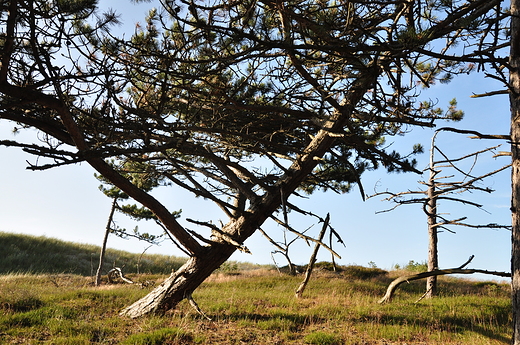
left=0, top=72, right=512, bottom=279
left=0, top=3, right=513, bottom=280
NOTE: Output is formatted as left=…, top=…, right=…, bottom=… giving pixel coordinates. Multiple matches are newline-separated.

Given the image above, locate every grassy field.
left=0, top=268, right=511, bottom=344
left=0, top=232, right=512, bottom=344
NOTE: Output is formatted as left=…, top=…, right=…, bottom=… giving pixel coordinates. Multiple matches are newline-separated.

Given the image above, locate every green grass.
left=304, top=331, right=342, bottom=345
left=0, top=268, right=510, bottom=344
left=0, top=232, right=188, bottom=276
left=0, top=233, right=512, bottom=343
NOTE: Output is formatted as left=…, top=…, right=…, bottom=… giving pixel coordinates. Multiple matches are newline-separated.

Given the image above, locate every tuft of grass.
left=122, top=327, right=192, bottom=345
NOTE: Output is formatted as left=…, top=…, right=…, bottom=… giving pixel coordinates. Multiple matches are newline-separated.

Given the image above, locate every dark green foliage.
left=342, top=265, right=389, bottom=280
left=312, top=261, right=340, bottom=271
left=56, top=0, right=97, bottom=15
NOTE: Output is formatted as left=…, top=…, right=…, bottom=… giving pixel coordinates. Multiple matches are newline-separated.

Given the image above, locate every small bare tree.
left=371, top=127, right=511, bottom=298
left=295, top=213, right=330, bottom=298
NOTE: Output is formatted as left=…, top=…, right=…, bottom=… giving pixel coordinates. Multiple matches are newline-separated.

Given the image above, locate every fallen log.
left=107, top=267, right=134, bottom=284
left=379, top=262, right=510, bottom=304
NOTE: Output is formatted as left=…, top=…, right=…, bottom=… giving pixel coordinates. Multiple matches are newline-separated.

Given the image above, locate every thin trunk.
left=295, top=213, right=329, bottom=298
left=426, top=135, right=439, bottom=298
left=95, top=198, right=117, bottom=286
left=285, top=253, right=297, bottom=275
left=511, top=0, right=520, bottom=342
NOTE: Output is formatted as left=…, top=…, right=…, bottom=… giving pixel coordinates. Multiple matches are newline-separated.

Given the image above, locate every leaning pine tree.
left=0, top=0, right=508, bottom=318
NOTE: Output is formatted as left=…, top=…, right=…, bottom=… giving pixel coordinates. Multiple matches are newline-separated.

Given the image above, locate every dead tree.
left=95, top=198, right=118, bottom=286
left=295, top=213, right=330, bottom=298
left=107, top=267, right=135, bottom=284
left=371, top=127, right=511, bottom=298
left=379, top=255, right=511, bottom=304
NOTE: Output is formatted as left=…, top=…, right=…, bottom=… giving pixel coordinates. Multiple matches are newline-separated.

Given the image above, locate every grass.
left=0, top=232, right=188, bottom=276
left=0, top=233, right=511, bottom=343
left=0, top=268, right=511, bottom=344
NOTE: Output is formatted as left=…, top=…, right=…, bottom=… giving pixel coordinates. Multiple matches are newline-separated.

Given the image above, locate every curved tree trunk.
left=120, top=243, right=236, bottom=318
left=379, top=268, right=510, bottom=304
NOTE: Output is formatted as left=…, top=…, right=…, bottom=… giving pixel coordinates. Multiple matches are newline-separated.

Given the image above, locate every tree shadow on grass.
left=191, top=310, right=326, bottom=329
left=353, top=307, right=511, bottom=344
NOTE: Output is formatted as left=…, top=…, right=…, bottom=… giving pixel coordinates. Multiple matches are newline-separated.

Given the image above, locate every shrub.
left=404, top=260, right=428, bottom=272
left=342, top=265, right=388, bottom=279
left=313, top=261, right=343, bottom=271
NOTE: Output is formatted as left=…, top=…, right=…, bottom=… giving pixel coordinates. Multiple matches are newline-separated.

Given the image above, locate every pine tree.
left=0, top=0, right=507, bottom=318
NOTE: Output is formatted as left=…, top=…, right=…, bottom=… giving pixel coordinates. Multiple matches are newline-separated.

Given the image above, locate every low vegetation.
left=0, top=232, right=188, bottom=276
left=0, top=233, right=512, bottom=344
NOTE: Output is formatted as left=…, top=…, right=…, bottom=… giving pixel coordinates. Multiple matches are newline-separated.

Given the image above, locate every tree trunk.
left=95, top=198, right=117, bottom=286
left=426, top=136, right=439, bottom=298
left=295, top=213, right=329, bottom=298
left=118, top=57, right=377, bottom=318
left=119, top=243, right=235, bottom=318
left=511, top=0, right=520, bottom=342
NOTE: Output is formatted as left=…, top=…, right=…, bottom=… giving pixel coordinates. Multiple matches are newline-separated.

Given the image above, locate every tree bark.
left=511, top=0, right=520, bottom=342
left=120, top=243, right=236, bottom=318
left=107, top=267, right=134, bottom=284
left=95, top=198, right=117, bottom=286
left=426, top=132, right=440, bottom=298
left=295, top=213, right=330, bottom=298
left=119, top=64, right=375, bottom=317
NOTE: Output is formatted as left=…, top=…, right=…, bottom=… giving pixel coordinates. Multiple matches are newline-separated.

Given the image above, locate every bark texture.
left=511, top=0, right=520, bottom=342
left=120, top=244, right=235, bottom=318
left=426, top=144, right=439, bottom=298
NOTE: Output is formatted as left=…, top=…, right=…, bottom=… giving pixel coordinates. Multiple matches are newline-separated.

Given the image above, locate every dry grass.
left=0, top=267, right=512, bottom=344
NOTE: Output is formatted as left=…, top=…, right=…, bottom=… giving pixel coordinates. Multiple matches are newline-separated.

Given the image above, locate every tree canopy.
left=0, top=0, right=509, bottom=316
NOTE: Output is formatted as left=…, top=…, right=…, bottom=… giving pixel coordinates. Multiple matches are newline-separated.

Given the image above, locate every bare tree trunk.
left=511, top=0, right=520, bottom=342
left=95, top=198, right=117, bottom=286
left=120, top=243, right=235, bottom=318
left=426, top=135, right=439, bottom=298
left=295, top=213, right=329, bottom=298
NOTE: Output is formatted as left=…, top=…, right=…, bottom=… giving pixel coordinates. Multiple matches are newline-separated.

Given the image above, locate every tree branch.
left=379, top=256, right=510, bottom=304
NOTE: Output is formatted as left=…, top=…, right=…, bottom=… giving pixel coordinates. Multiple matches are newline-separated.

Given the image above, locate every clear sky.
left=0, top=2, right=513, bottom=280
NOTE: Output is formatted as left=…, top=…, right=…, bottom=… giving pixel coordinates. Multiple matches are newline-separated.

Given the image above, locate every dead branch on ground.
left=378, top=256, right=510, bottom=304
